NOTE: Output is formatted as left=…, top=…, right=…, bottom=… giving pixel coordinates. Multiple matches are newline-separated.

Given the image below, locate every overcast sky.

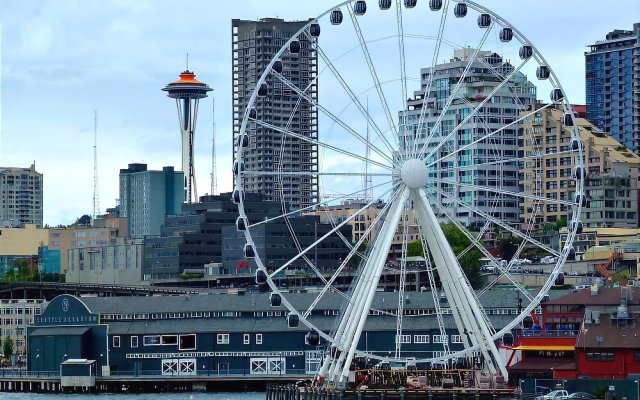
left=0, top=1, right=638, bottom=226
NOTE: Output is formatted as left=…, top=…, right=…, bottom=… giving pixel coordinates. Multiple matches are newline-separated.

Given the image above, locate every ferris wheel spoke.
left=430, top=177, right=575, bottom=207
left=252, top=118, right=392, bottom=170
left=242, top=170, right=393, bottom=177
left=248, top=179, right=393, bottom=229
left=425, top=102, right=555, bottom=168
left=411, top=187, right=505, bottom=377
left=272, top=73, right=395, bottom=163
left=303, top=194, right=400, bottom=319
left=427, top=183, right=560, bottom=257
left=408, top=1, right=450, bottom=159
left=413, top=18, right=493, bottom=159
left=422, top=190, right=499, bottom=334
left=311, top=43, right=398, bottom=157
left=393, top=0, right=411, bottom=159
left=422, top=56, right=532, bottom=162
left=347, top=7, right=399, bottom=142
left=434, top=149, right=575, bottom=175
left=415, top=224, right=452, bottom=352
left=394, top=197, right=411, bottom=357
left=268, top=184, right=399, bottom=280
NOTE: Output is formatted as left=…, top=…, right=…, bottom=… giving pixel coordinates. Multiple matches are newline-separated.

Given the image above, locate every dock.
left=266, top=384, right=518, bottom=400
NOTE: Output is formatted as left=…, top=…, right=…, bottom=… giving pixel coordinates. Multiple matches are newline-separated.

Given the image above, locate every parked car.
left=535, top=390, right=569, bottom=400
left=567, top=393, right=597, bottom=399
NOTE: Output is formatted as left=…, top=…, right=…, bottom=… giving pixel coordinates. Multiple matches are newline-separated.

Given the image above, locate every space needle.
left=162, top=67, right=212, bottom=203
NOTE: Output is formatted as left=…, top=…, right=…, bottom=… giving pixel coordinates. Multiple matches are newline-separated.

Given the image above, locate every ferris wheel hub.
left=400, top=158, right=428, bottom=189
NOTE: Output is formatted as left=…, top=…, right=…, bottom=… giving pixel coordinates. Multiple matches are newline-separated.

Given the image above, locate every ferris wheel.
left=234, top=0, right=584, bottom=386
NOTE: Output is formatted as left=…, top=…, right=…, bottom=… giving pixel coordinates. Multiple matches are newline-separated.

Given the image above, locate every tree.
left=3, top=336, right=14, bottom=362
left=403, top=224, right=484, bottom=289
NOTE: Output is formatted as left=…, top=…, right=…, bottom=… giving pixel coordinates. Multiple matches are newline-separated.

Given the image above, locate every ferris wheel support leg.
left=411, top=188, right=508, bottom=380
left=325, top=187, right=410, bottom=384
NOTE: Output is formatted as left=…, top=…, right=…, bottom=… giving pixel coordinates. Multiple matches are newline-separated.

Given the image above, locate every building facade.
left=222, top=214, right=352, bottom=274
left=403, top=49, right=536, bottom=227
left=1, top=298, right=46, bottom=367
left=119, top=164, right=183, bottom=239
left=585, top=24, right=640, bottom=150
left=0, top=224, right=49, bottom=275
left=49, top=220, right=126, bottom=277
left=232, top=18, right=319, bottom=211
left=143, top=192, right=282, bottom=280
left=66, top=238, right=144, bottom=285
left=0, top=164, right=43, bottom=227
left=521, top=105, right=640, bottom=237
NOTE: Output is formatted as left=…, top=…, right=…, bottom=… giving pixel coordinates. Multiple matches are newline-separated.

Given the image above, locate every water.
left=0, top=392, right=265, bottom=400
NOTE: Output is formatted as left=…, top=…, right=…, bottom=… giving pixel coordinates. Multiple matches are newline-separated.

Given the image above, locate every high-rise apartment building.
left=119, top=163, right=183, bottom=239
left=0, top=164, right=43, bottom=227
left=403, top=49, right=536, bottom=227
left=585, top=23, right=640, bottom=150
left=232, top=18, right=319, bottom=211
left=521, top=105, right=640, bottom=235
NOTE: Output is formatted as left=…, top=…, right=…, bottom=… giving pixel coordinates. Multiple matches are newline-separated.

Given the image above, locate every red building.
left=506, top=285, right=640, bottom=380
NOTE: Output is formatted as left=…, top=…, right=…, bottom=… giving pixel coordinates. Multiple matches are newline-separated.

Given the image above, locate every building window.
left=433, top=335, right=448, bottom=344
left=414, top=335, right=430, bottom=344
left=634, top=351, right=640, bottom=362
left=217, top=334, right=230, bottom=345
left=113, top=336, right=121, bottom=348
left=451, top=335, right=463, bottom=344
left=586, top=352, right=614, bottom=361
left=256, top=334, right=263, bottom=345
left=144, top=335, right=161, bottom=346
left=179, top=334, right=196, bottom=351
left=244, top=334, right=250, bottom=345
left=396, top=335, right=411, bottom=344
left=131, top=336, right=138, bottom=348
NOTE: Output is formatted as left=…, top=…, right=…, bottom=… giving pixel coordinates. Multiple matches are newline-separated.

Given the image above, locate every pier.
left=265, top=384, right=518, bottom=400
left=0, top=372, right=307, bottom=394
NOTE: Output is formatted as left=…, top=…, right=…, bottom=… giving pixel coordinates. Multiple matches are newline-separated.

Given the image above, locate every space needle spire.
left=162, top=63, right=212, bottom=203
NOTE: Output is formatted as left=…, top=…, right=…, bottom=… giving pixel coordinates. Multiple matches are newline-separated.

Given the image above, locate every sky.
left=0, top=0, right=638, bottom=227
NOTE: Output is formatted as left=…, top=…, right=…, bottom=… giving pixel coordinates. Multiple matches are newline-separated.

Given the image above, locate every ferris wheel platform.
left=267, top=383, right=518, bottom=400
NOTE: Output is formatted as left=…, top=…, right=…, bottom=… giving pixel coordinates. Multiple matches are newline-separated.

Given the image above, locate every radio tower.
left=210, top=94, right=217, bottom=196
left=92, top=110, right=100, bottom=218
left=162, top=58, right=212, bottom=203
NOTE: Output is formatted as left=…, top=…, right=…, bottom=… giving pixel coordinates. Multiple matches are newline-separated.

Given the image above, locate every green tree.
left=407, top=240, right=423, bottom=257
left=404, top=224, right=484, bottom=289
left=3, top=336, right=14, bottom=361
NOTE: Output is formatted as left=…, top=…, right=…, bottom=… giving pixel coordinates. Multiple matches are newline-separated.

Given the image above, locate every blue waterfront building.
left=585, top=23, right=640, bottom=150
left=27, top=291, right=551, bottom=377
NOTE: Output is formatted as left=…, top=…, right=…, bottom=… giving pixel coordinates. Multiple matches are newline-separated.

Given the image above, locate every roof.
left=105, top=314, right=518, bottom=335
left=79, top=289, right=569, bottom=316
left=545, top=287, right=640, bottom=307
left=576, top=313, right=640, bottom=349
left=31, top=326, right=90, bottom=336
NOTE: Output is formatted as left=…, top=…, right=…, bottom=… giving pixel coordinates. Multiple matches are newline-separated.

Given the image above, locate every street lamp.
left=635, top=380, right=639, bottom=400
left=36, top=350, right=40, bottom=377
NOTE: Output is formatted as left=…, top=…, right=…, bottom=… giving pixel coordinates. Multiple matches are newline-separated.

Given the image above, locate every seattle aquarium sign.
left=35, top=295, right=99, bottom=326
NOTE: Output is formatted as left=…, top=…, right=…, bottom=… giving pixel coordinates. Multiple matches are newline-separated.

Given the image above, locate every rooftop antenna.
left=186, top=53, right=189, bottom=70
left=92, top=110, right=100, bottom=218
left=211, top=91, right=218, bottom=196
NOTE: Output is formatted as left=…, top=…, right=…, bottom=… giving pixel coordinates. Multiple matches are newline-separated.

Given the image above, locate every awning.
left=509, top=358, right=576, bottom=371
left=31, top=326, right=90, bottom=337
left=512, top=345, right=574, bottom=351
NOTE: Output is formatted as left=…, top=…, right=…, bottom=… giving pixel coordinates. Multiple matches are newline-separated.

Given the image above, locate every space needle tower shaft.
left=162, top=68, right=212, bottom=203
